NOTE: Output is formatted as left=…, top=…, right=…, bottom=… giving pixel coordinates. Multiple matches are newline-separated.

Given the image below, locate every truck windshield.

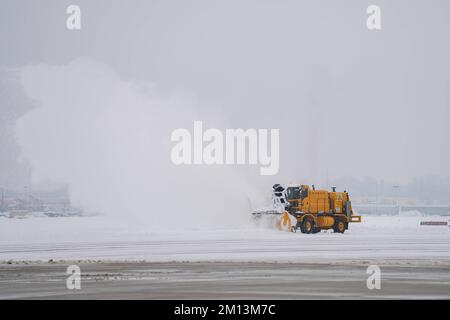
left=286, top=187, right=300, bottom=200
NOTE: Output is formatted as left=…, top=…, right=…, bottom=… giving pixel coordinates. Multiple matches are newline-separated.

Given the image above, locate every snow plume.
left=15, top=58, right=260, bottom=229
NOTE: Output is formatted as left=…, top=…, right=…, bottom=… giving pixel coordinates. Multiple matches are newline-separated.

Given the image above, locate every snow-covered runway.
left=1, top=215, right=449, bottom=263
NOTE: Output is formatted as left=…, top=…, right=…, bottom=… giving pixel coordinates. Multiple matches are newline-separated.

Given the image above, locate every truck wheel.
left=302, top=218, right=314, bottom=234
left=334, top=220, right=346, bottom=233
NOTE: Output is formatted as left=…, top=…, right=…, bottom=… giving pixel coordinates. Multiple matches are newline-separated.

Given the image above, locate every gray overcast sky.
left=1, top=0, right=450, bottom=188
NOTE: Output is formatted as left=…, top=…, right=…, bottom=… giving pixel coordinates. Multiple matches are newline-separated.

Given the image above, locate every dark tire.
left=302, top=217, right=314, bottom=234
left=334, top=219, right=346, bottom=233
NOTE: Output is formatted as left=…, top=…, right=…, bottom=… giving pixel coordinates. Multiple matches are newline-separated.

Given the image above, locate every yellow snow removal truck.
left=252, top=184, right=361, bottom=233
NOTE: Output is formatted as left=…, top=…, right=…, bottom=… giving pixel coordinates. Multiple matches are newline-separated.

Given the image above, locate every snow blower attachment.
left=252, top=184, right=362, bottom=233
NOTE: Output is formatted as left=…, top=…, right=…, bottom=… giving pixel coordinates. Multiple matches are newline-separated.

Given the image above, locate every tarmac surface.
left=1, top=261, right=449, bottom=299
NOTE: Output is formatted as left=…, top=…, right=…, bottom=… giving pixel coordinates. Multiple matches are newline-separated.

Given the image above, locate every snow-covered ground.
left=1, top=214, right=449, bottom=263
